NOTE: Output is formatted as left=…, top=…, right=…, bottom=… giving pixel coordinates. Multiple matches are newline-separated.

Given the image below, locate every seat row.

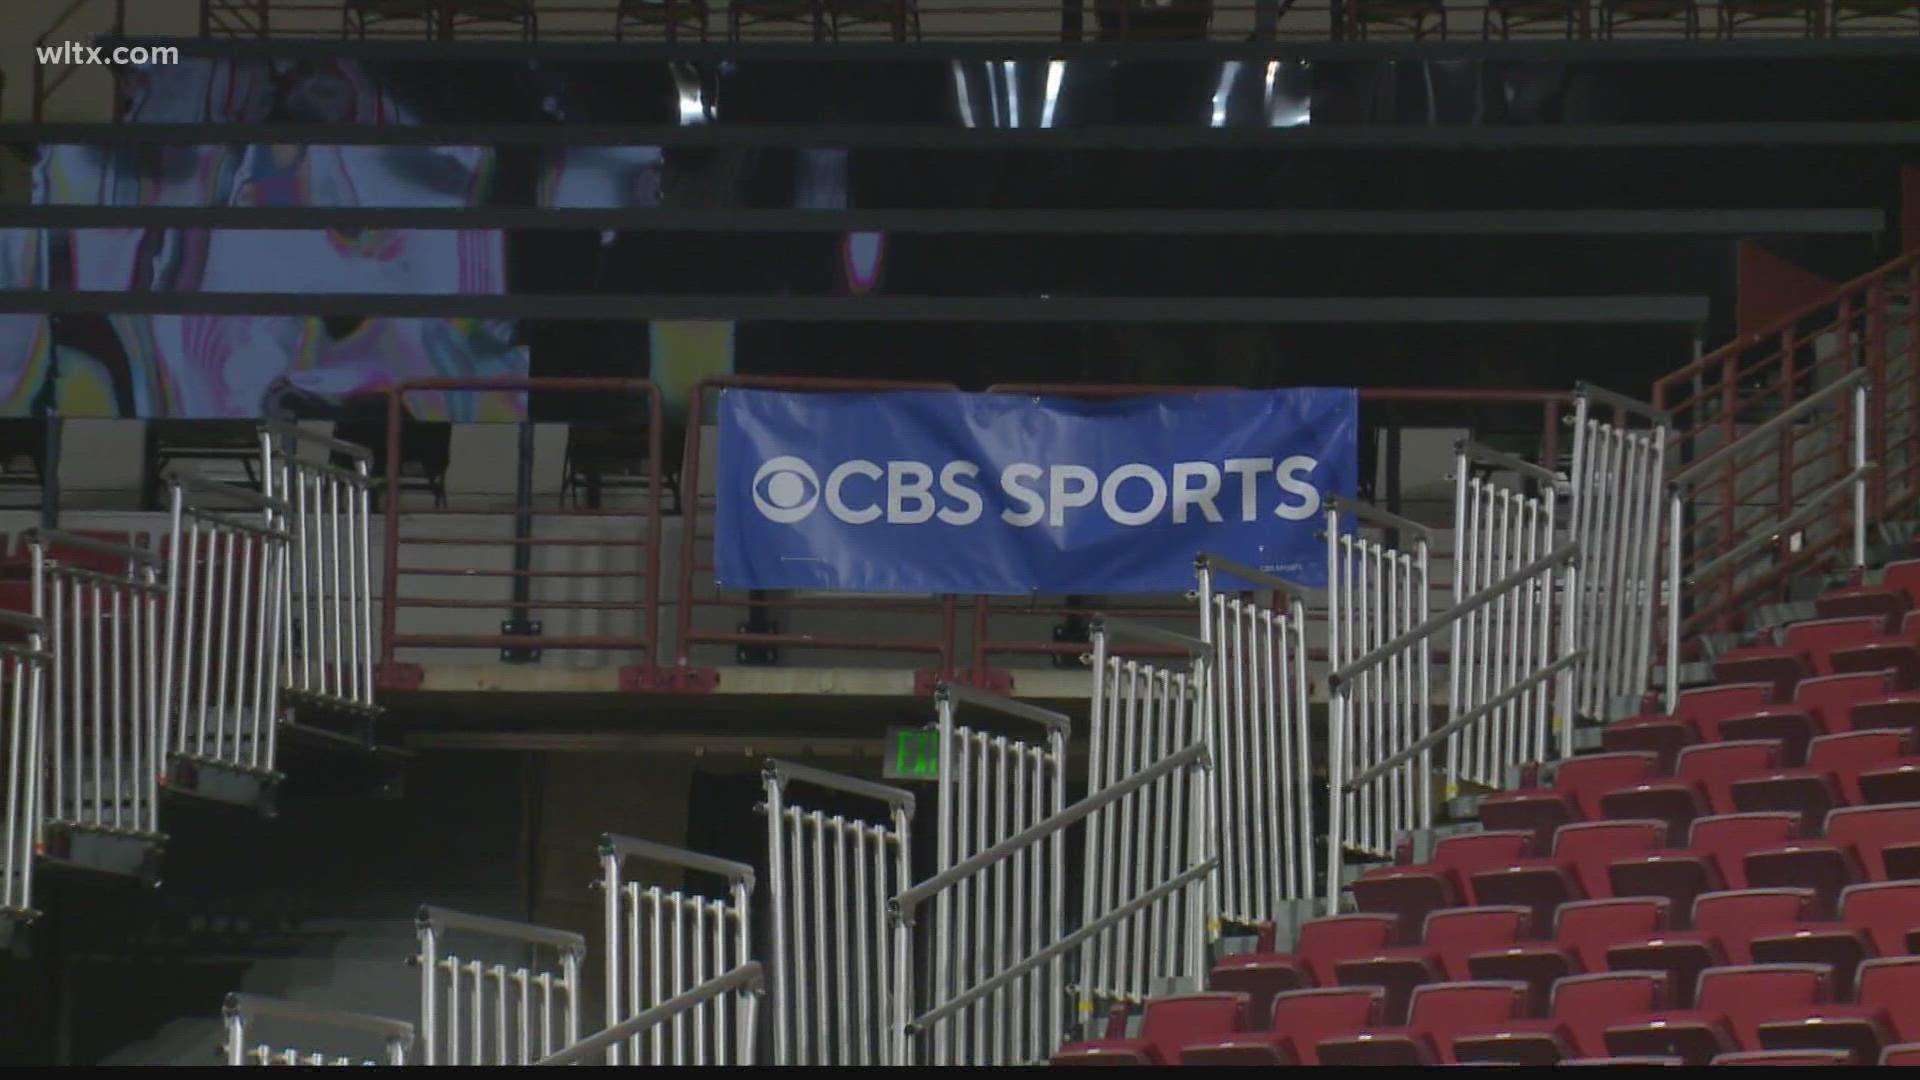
left=1059, top=960, right=1920, bottom=1066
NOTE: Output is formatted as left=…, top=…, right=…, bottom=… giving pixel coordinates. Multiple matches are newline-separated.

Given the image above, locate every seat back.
left=1806, top=729, right=1913, bottom=803
left=1691, top=889, right=1818, bottom=965
left=1882, top=560, right=1920, bottom=607
left=1555, top=753, right=1661, bottom=818
left=1138, top=993, right=1247, bottom=1048
left=1549, top=972, right=1670, bottom=1058
left=1856, top=957, right=1920, bottom=1044
left=1422, top=907, right=1531, bottom=981
left=1841, top=883, right=1920, bottom=957
left=1556, top=898, right=1671, bottom=973
left=1676, top=741, right=1781, bottom=814
left=1296, top=914, right=1402, bottom=985
left=1406, top=981, right=1528, bottom=1057
left=1786, top=617, right=1894, bottom=676
left=1675, top=683, right=1775, bottom=731
left=1553, top=820, right=1667, bottom=899
left=1694, top=964, right=1830, bottom=1047
left=1270, top=987, right=1385, bottom=1065
left=1687, top=813, right=1800, bottom=891
left=1433, top=830, right=1535, bottom=881
left=1795, top=671, right=1898, bottom=733
left=1825, top=802, right=1920, bottom=880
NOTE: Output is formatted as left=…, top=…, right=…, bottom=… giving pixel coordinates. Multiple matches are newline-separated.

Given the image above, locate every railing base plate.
left=39, top=823, right=165, bottom=886
left=620, top=664, right=719, bottom=693
left=375, top=662, right=425, bottom=692
left=166, top=754, right=281, bottom=818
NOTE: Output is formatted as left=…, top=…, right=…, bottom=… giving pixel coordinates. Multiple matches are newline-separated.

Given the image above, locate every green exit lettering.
left=889, top=729, right=939, bottom=780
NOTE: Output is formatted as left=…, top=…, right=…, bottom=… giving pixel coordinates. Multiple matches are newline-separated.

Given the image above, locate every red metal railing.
left=1653, top=250, right=1920, bottom=641
left=376, top=377, right=665, bottom=691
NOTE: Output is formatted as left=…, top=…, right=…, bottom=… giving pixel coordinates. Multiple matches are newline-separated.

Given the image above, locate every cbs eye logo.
left=751, top=457, right=821, bottom=523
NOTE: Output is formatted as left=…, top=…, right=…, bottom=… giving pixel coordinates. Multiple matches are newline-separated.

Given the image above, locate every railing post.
left=673, top=385, right=705, bottom=670
left=1854, top=378, right=1870, bottom=570
left=380, top=388, right=402, bottom=675
left=1717, top=355, right=1738, bottom=631
left=1866, top=281, right=1890, bottom=517
left=1664, top=482, right=1683, bottom=713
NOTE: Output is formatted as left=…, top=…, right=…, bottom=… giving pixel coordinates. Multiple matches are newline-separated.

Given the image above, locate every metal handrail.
left=415, top=906, right=588, bottom=956
left=599, top=834, right=755, bottom=887
left=1088, top=615, right=1210, bottom=656
left=893, top=741, right=1209, bottom=917
left=1325, top=494, right=1434, bottom=540
left=1689, top=465, right=1876, bottom=586
left=223, top=993, right=416, bottom=1043
left=1458, top=439, right=1561, bottom=485
left=1668, top=367, right=1868, bottom=490
left=1193, top=551, right=1314, bottom=601
left=934, top=681, right=1072, bottom=736
left=264, top=418, right=375, bottom=462
left=766, top=758, right=917, bottom=812
left=533, top=963, right=764, bottom=1067
left=1329, top=542, right=1579, bottom=688
left=1575, top=381, right=1671, bottom=426
left=904, top=859, right=1218, bottom=1036
left=1344, top=650, right=1584, bottom=792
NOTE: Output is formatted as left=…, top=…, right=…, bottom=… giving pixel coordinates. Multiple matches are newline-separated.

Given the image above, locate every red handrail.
left=1653, top=251, right=1920, bottom=641
left=376, top=377, right=664, bottom=691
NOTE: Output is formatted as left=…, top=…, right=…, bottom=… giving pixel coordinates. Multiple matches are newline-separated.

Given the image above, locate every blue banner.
left=715, top=389, right=1357, bottom=595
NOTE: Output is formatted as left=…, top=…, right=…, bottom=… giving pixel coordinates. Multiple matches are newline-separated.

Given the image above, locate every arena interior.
left=2, top=0, right=1920, bottom=1066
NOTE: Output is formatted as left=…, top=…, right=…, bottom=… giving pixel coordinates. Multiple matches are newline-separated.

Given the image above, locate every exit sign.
left=883, top=727, right=939, bottom=781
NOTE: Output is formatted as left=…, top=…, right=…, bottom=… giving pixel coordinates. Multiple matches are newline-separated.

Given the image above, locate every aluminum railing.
left=1328, top=543, right=1582, bottom=908
left=222, top=993, right=415, bottom=1066
left=0, top=611, right=48, bottom=937
left=33, top=530, right=167, bottom=873
left=1567, top=384, right=1668, bottom=721
left=597, top=835, right=754, bottom=1066
left=414, top=906, right=586, bottom=1066
left=922, top=683, right=1069, bottom=1066
left=536, top=963, right=764, bottom=1067
left=263, top=421, right=377, bottom=718
left=1450, top=441, right=1561, bottom=792
left=161, top=471, right=293, bottom=810
left=1080, top=617, right=1211, bottom=1013
left=894, top=739, right=1214, bottom=1065
left=1322, top=498, right=1434, bottom=863
left=1663, top=369, right=1873, bottom=709
left=762, top=760, right=913, bottom=1066
left=1194, top=552, right=1315, bottom=927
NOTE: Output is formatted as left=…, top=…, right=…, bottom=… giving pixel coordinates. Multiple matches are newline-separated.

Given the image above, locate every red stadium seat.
left=1177, top=986, right=1385, bottom=1066
left=1332, top=952, right=1444, bottom=1026
left=1835, top=881, right=1920, bottom=956
left=1720, top=671, right=1897, bottom=765
left=1731, top=728, right=1913, bottom=825
left=1215, top=912, right=1398, bottom=991
left=1468, top=897, right=1671, bottom=1010
left=1477, top=753, right=1662, bottom=848
left=1851, top=690, right=1920, bottom=743
left=1604, top=889, right=1817, bottom=1008
left=1816, top=575, right=1912, bottom=624
left=1051, top=992, right=1247, bottom=1066
left=1349, top=830, right=1536, bottom=941
left=1607, top=812, right=1800, bottom=923
left=1858, top=755, right=1920, bottom=804
left=1752, top=956, right=1920, bottom=1065
left=1745, top=802, right=1920, bottom=910
left=1560, top=1056, right=1685, bottom=1065
left=1603, top=963, right=1831, bottom=1064
left=1884, top=1042, right=1920, bottom=1066
left=1600, top=742, right=1780, bottom=842
left=1604, top=685, right=1775, bottom=766
left=1454, top=972, right=1671, bottom=1065
left=1317, top=981, right=1529, bottom=1066
left=1829, top=610, right=1920, bottom=685
left=1711, top=1049, right=1852, bottom=1065
left=1470, top=821, right=1665, bottom=933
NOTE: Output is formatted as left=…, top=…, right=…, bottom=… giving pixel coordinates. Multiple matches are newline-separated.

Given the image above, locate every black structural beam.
left=0, top=292, right=1713, bottom=324
left=0, top=207, right=1884, bottom=237
left=14, top=122, right=1920, bottom=149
